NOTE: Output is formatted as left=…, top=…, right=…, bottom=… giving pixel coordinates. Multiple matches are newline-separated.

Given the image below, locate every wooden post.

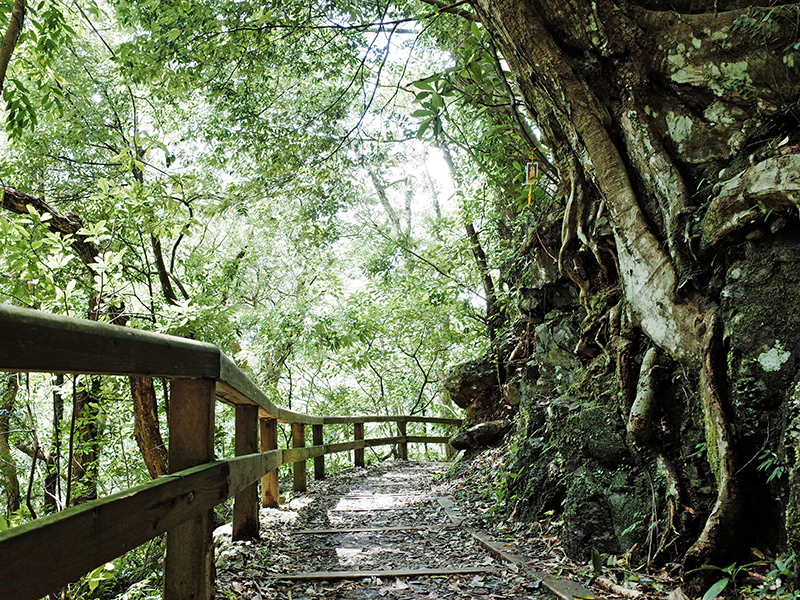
left=233, top=404, right=259, bottom=540
left=260, top=417, right=279, bottom=508
left=292, top=423, right=307, bottom=493
left=164, top=378, right=215, bottom=600
left=446, top=442, right=456, bottom=460
left=354, top=422, right=365, bottom=468
left=312, top=424, right=325, bottom=480
left=398, top=420, right=408, bottom=461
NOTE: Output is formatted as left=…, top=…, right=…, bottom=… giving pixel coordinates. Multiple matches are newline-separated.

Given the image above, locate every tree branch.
left=416, top=0, right=479, bottom=22
left=0, top=0, right=25, bottom=95
left=1, top=187, right=98, bottom=267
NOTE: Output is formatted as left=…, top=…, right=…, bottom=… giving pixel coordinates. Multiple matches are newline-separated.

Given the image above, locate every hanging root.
left=684, top=315, right=740, bottom=576
left=655, top=453, right=681, bottom=557
left=558, top=169, right=593, bottom=309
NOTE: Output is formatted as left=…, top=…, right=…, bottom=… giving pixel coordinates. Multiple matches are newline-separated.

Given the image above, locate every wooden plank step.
left=469, top=530, right=600, bottom=600
left=436, top=497, right=464, bottom=526
left=291, top=525, right=434, bottom=534
left=469, top=531, right=528, bottom=563
left=328, top=506, right=420, bottom=512
left=272, top=566, right=497, bottom=580
left=336, top=493, right=428, bottom=499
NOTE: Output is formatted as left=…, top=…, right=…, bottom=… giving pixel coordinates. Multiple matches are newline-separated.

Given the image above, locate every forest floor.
left=213, top=452, right=683, bottom=600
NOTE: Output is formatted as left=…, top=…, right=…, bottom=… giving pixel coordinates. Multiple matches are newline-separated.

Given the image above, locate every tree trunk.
left=43, top=374, right=64, bottom=514
left=151, top=235, right=179, bottom=305
left=369, top=169, right=404, bottom=238
left=130, top=375, right=168, bottom=478
left=70, top=376, right=104, bottom=505
left=465, top=222, right=503, bottom=346
left=0, top=0, right=25, bottom=95
left=0, top=374, right=21, bottom=516
left=475, top=0, right=800, bottom=581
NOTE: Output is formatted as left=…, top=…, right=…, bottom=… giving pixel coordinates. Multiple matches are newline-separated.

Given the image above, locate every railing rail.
left=0, top=304, right=461, bottom=600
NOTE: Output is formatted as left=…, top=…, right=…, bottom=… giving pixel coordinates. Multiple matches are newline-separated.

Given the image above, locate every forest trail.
left=214, top=461, right=595, bottom=600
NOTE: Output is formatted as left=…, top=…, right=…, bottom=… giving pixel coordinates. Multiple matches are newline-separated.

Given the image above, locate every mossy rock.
left=505, top=436, right=566, bottom=520
left=549, top=398, right=630, bottom=468
left=561, top=467, right=650, bottom=560
left=562, top=468, right=621, bottom=557
left=529, top=311, right=583, bottom=396
left=723, top=236, right=800, bottom=417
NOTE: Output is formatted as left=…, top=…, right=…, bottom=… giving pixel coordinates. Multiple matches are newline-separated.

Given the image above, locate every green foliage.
left=689, top=441, right=708, bottom=458
left=757, top=449, right=787, bottom=483
left=703, top=577, right=730, bottom=600
left=591, top=548, right=604, bottom=578
left=689, top=555, right=800, bottom=600
left=0, top=0, right=549, bottom=593
left=1, top=0, right=74, bottom=138
left=85, top=562, right=117, bottom=595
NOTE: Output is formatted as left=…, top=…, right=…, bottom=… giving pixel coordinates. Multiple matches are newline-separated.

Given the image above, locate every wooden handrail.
left=0, top=304, right=461, bottom=600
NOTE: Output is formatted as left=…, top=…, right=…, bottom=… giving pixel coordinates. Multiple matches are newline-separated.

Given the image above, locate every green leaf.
left=591, top=548, right=603, bottom=576
left=414, top=91, right=431, bottom=102
left=470, top=21, right=481, bottom=38
left=416, top=117, right=433, bottom=139
left=702, top=578, right=729, bottom=600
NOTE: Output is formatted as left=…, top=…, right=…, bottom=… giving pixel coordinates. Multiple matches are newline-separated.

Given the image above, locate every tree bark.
left=0, top=0, right=25, bottom=95
left=0, top=374, right=21, bottom=516
left=129, top=375, right=168, bottom=478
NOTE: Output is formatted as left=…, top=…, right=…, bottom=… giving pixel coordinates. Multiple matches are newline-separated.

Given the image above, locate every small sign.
left=525, top=162, right=539, bottom=185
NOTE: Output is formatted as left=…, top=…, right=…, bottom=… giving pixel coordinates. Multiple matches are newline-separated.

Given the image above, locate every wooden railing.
left=0, top=304, right=461, bottom=600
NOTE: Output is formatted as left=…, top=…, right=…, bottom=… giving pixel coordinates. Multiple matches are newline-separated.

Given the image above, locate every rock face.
left=443, top=357, right=497, bottom=410
left=442, top=355, right=507, bottom=424
left=504, top=379, right=652, bottom=561
left=449, top=227, right=800, bottom=565
left=450, top=420, right=513, bottom=451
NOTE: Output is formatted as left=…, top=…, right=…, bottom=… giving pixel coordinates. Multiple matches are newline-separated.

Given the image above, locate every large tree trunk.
left=474, top=0, right=800, bottom=581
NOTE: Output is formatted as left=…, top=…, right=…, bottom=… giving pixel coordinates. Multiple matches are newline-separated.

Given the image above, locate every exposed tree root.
left=558, top=169, right=592, bottom=308
left=683, top=315, right=740, bottom=578
left=626, top=346, right=683, bottom=562
left=627, top=347, right=659, bottom=448
left=595, top=576, right=645, bottom=599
